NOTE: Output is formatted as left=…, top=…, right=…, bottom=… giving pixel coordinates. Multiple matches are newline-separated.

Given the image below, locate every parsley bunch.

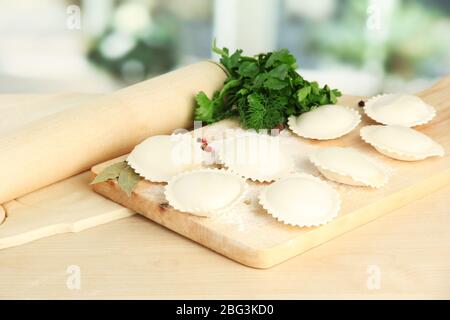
left=195, top=41, right=342, bottom=131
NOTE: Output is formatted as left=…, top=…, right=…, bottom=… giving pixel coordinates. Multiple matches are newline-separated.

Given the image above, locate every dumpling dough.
left=364, top=94, right=435, bottom=127
left=360, top=125, right=445, bottom=161
left=259, top=173, right=340, bottom=227
left=127, top=135, right=203, bottom=182
left=309, top=147, right=389, bottom=188
left=288, top=105, right=360, bottom=140
left=216, top=132, right=294, bottom=182
left=164, top=169, right=247, bottom=217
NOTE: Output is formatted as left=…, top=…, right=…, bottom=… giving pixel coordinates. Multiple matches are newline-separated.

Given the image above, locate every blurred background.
left=0, top=0, right=449, bottom=95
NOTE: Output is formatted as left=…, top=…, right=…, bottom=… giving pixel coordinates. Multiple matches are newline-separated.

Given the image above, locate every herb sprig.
left=195, top=41, right=342, bottom=130
left=91, top=161, right=140, bottom=196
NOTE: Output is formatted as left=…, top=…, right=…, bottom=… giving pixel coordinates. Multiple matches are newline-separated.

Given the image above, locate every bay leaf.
left=91, top=161, right=127, bottom=185
left=118, top=165, right=140, bottom=196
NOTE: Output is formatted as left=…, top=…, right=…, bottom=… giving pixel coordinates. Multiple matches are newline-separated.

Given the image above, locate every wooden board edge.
left=91, top=162, right=450, bottom=269
left=90, top=171, right=281, bottom=269
left=258, top=166, right=450, bottom=268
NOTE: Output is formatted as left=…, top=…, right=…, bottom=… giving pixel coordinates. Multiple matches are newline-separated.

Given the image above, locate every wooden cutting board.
left=0, top=93, right=135, bottom=250
left=91, top=76, right=450, bottom=269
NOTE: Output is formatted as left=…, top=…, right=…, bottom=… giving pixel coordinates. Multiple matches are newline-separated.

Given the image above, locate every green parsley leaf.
left=194, top=91, right=214, bottom=124
left=265, top=49, right=296, bottom=68
left=264, top=77, right=288, bottom=90
left=194, top=42, right=342, bottom=131
left=238, top=61, right=259, bottom=78
left=297, top=86, right=311, bottom=102
left=268, top=64, right=289, bottom=80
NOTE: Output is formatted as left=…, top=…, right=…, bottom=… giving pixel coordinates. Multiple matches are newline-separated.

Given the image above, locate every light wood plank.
left=0, top=182, right=449, bottom=299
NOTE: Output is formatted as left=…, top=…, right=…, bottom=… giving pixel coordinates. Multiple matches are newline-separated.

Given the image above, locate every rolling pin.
left=0, top=61, right=226, bottom=204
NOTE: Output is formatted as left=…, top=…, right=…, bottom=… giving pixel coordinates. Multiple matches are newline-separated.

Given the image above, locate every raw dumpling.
left=360, top=125, right=444, bottom=161
left=164, top=169, right=248, bottom=217
left=216, top=132, right=294, bottom=182
left=309, top=147, right=389, bottom=188
left=288, top=105, right=361, bottom=140
left=259, top=173, right=340, bottom=227
left=127, top=135, right=203, bottom=182
left=364, top=94, right=435, bottom=127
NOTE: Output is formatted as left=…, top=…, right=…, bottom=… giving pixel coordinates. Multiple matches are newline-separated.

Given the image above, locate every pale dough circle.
left=164, top=169, right=248, bottom=217
left=288, top=105, right=361, bottom=140
left=309, top=147, right=389, bottom=188
left=216, top=132, right=294, bottom=182
left=360, top=125, right=445, bottom=161
left=259, top=173, right=341, bottom=227
left=364, top=94, right=435, bottom=127
left=127, top=135, right=203, bottom=183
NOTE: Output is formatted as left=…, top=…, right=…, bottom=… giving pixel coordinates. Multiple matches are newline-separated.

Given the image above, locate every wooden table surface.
left=0, top=169, right=448, bottom=300
left=0, top=95, right=449, bottom=299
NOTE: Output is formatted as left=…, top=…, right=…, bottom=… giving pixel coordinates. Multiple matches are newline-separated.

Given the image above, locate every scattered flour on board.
left=139, top=185, right=166, bottom=203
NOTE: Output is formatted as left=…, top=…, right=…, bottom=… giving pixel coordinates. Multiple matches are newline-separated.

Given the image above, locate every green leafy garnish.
left=195, top=40, right=342, bottom=130
left=91, top=161, right=140, bottom=196
left=118, top=165, right=141, bottom=196
left=90, top=162, right=127, bottom=184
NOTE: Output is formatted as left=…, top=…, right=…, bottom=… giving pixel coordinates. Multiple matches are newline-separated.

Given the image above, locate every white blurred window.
left=0, top=0, right=449, bottom=94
